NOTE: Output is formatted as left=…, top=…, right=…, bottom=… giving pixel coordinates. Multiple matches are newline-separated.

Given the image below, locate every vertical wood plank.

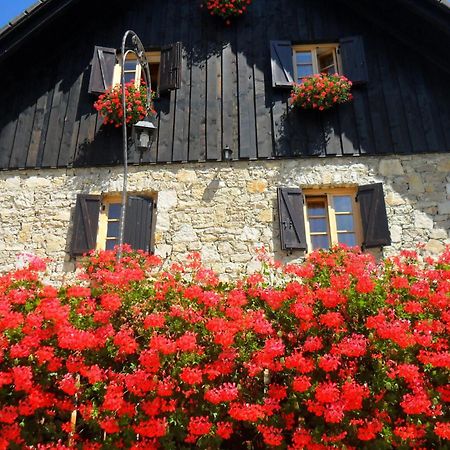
left=221, top=35, right=239, bottom=157
left=58, top=65, right=85, bottom=167
left=9, top=79, right=37, bottom=168
left=155, top=0, right=176, bottom=163
left=205, top=18, right=222, bottom=161
left=360, top=32, right=391, bottom=154
left=173, top=2, right=192, bottom=161
left=411, top=62, right=447, bottom=153
left=393, top=46, right=428, bottom=153
left=26, top=74, right=54, bottom=168
left=321, top=108, right=342, bottom=156
left=237, top=15, right=257, bottom=159
left=0, top=91, right=19, bottom=169
left=375, top=35, right=412, bottom=154
left=252, top=0, right=272, bottom=159
left=187, top=2, right=207, bottom=162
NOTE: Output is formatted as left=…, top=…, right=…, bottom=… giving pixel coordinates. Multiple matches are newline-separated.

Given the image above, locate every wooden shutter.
left=270, top=40, right=294, bottom=88
left=88, top=46, right=116, bottom=94
left=123, top=196, right=154, bottom=253
left=339, top=36, right=368, bottom=84
left=277, top=188, right=307, bottom=250
left=159, top=42, right=182, bottom=93
left=357, top=183, right=391, bottom=248
left=70, top=195, right=101, bottom=256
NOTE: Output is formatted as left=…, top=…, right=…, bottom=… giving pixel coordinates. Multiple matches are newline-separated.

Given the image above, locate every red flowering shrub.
left=204, top=0, right=252, bottom=20
left=93, top=82, right=155, bottom=127
left=0, top=245, right=449, bottom=448
left=290, top=73, right=353, bottom=111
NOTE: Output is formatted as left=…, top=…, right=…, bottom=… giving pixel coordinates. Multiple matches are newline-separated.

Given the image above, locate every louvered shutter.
left=357, top=183, right=391, bottom=248
left=123, top=196, right=154, bottom=253
left=159, top=42, right=182, bottom=93
left=88, top=46, right=117, bottom=94
left=270, top=40, right=295, bottom=88
left=70, top=195, right=101, bottom=256
left=277, top=188, right=307, bottom=250
left=339, top=36, right=368, bottom=84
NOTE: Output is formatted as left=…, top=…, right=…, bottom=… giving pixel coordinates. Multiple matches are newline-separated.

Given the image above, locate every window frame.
left=96, top=195, right=122, bottom=251
left=292, top=43, right=341, bottom=82
left=302, top=187, right=362, bottom=251
left=113, top=51, right=161, bottom=90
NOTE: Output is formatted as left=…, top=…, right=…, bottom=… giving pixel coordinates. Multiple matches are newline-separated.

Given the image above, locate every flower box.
left=204, top=0, right=252, bottom=21
left=290, top=73, right=353, bottom=111
left=94, top=82, right=156, bottom=127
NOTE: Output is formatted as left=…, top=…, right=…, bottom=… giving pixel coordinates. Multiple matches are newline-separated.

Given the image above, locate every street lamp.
left=132, top=118, right=157, bottom=152
left=117, top=30, right=157, bottom=260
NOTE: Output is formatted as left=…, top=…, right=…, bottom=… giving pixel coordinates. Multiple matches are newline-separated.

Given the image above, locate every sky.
left=0, top=0, right=37, bottom=28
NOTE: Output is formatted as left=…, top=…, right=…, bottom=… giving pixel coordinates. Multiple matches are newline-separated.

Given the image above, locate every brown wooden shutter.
left=88, top=46, right=117, bottom=94
left=339, top=36, right=368, bottom=84
left=123, top=196, right=154, bottom=253
left=70, top=195, right=101, bottom=256
left=277, top=188, right=307, bottom=250
left=159, top=42, right=182, bottom=93
left=270, top=40, right=294, bottom=88
left=357, top=183, right=391, bottom=248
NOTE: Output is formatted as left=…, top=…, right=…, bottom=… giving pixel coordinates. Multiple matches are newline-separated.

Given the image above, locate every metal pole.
left=117, top=30, right=152, bottom=261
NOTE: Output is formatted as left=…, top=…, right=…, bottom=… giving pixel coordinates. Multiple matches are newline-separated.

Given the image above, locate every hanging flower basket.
left=290, top=73, right=353, bottom=111
left=203, top=0, right=252, bottom=21
left=94, top=82, right=156, bottom=127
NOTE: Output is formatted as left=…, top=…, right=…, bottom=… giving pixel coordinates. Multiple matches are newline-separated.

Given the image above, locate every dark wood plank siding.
left=0, top=0, right=449, bottom=169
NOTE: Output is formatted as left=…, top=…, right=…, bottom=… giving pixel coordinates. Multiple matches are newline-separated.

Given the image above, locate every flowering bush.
left=0, top=245, right=449, bottom=448
left=290, top=73, right=353, bottom=111
left=204, top=0, right=252, bottom=21
left=93, top=82, right=155, bottom=127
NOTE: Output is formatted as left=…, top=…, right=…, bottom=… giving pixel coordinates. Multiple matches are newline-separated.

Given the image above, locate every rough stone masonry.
left=0, top=153, right=448, bottom=282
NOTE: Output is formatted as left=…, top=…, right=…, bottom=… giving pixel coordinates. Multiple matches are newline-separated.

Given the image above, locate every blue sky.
left=0, top=0, right=37, bottom=28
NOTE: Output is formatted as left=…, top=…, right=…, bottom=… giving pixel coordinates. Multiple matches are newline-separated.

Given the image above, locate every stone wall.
left=0, top=153, right=449, bottom=282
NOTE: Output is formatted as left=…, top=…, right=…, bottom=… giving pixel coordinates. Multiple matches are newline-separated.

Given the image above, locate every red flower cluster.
left=0, top=244, right=449, bottom=448
left=204, top=0, right=252, bottom=20
left=93, top=82, right=156, bottom=127
left=290, top=73, right=353, bottom=111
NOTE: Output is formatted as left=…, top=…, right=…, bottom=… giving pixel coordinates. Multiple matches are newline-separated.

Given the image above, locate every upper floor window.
left=88, top=43, right=182, bottom=96
left=270, top=37, right=368, bottom=89
left=114, top=51, right=161, bottom=92
left=293, top=44, right=340, bottom=82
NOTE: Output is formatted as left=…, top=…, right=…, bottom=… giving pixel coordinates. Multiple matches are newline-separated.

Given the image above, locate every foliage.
left=0, top=245, right=449, bottom=449
left=93, top=82, right=155, bottom=127
left=204, top=0, right=252, bottom=21
left=290, top=74, right=353, bottom=111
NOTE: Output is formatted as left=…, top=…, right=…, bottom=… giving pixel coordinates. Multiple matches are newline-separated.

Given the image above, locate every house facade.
left=0, top=0, right=449, bottom=279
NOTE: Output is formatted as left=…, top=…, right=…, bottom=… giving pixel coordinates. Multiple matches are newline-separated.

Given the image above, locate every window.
left=270, top=37, right=368, bottom=88
left=70, top=194, right=155, bottom=257
left=303, top=188, right=361, bottom=250
left=277, top=184, right=391, bottom=252
left=97, top=195, right=122, bottom=251
left=293, top=44, right=340, bottom=82
left=88, top=42, right=182, bottom=95
left=113, top=51, right=161, bottom=92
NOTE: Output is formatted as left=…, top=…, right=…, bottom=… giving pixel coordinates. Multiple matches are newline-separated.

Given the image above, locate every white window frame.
left=113, top=51, right=161, bottom=88
left=303, top=187, right=362, bottom=251
left=292, top=44, right=341, bottom=82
